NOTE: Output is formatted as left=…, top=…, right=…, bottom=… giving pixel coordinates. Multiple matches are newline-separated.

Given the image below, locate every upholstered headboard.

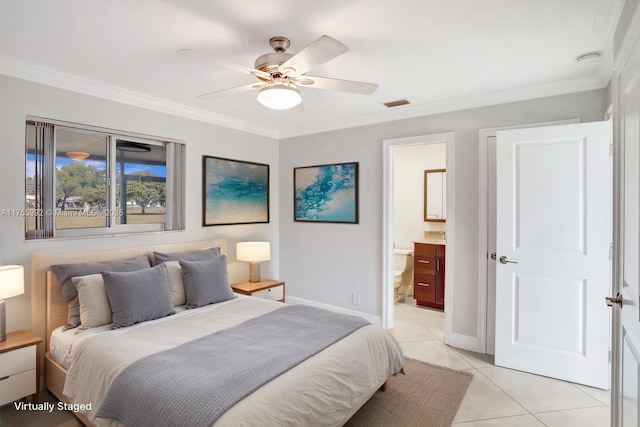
left=31, top=239, right=227, bottom=361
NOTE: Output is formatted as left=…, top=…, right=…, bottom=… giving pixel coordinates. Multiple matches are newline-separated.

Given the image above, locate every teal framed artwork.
left=202, top=156, right=269, bottom=226
left=294, top=162, right=358, bottom=223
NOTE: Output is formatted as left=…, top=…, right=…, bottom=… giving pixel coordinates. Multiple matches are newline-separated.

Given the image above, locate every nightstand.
left=0, top=330, right=42, bottom=405
left=231, top=279, right=285, bottom=302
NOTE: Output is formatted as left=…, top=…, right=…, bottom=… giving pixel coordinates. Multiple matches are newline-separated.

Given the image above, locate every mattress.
left=50, top=305, right=194, bottom=370
left=55, top=297, right=404, bottom=427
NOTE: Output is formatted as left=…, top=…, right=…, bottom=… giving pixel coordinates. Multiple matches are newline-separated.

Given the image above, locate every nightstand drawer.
left=252, top=285, right=284, bottom=301
left=0, top=369, right=36, bottom=406
left=0, top=345, right=35, bottom=377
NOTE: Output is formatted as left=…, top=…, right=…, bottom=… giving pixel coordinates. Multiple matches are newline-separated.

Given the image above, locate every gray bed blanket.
left=96, top=304, right=369, bottom=427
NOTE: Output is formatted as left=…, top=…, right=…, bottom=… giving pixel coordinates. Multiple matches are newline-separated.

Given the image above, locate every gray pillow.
left=101, top=264, right=175, bottom=329
left=153, top=247, right=221, bottom=265
left=51, top=255, right=151, bottom=329
left=180, top=255, right=234, bottom=308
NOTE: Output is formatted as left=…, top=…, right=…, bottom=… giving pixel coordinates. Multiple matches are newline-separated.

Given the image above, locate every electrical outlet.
left=352, top=293, right=360, bottom=305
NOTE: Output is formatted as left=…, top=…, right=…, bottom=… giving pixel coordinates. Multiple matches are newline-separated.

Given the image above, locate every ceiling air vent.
left=575, top=51, right=602, bottom=64
left=383, top=99, right=410, bottom=108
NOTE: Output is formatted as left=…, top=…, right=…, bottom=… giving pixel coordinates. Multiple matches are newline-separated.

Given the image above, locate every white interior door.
left=486, top=135, right=497, bottom=354
left=495, top=121, right=611, bottom=389
left=613, top=24, right=640, bottom=425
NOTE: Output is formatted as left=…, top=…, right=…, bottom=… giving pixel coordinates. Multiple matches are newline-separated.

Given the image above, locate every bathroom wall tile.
left=424, top=230, right=446, bottom=240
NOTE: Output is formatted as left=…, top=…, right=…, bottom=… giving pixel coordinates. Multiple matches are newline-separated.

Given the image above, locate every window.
left=25, top=118, right=185, bottom=239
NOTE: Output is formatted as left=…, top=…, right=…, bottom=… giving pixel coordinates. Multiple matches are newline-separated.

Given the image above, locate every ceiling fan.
left=178, top=35, right=378, bottom=110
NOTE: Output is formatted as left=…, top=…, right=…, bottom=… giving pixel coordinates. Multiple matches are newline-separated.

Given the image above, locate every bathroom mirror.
left=424, top=169, right=446, bottom=222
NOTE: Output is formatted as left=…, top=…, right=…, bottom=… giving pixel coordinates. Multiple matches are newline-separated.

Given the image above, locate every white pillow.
left=72, top=274, right=112, bottom=328
left=164, top=261, right=186, bottom=306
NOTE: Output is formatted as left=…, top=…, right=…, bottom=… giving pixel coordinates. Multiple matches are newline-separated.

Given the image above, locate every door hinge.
left=609, top=244, right=613, bottom=260
left=608, top=350, right=612, bottom=363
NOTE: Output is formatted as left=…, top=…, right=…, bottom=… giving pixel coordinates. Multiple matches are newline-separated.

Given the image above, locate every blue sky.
left=26, top=154, right=166, bottom=178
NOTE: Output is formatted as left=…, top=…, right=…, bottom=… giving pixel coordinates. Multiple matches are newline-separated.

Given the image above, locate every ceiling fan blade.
left=197, top=83, right=264, bottom=100
left=177, top=49, right=270, bottom=79
left=297, top=75, right=378, bottom=95
left=278, top=35, right=348, bottom=76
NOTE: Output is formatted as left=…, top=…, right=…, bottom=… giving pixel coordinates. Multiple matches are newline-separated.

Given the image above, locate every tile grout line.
left=565, top=380, right=613, bottom=407
left=471, top=366, right=534, bottom=419
left=397, top=303, right=610, bottom=426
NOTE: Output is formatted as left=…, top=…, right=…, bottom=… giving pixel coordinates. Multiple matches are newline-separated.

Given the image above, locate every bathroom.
left=391, top=142, right=446, bottom=309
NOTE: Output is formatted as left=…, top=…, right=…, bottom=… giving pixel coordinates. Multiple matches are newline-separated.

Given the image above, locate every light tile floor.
left=391, top=300, right=611, bottom=427
left=1, top=302, right=611, bottom=427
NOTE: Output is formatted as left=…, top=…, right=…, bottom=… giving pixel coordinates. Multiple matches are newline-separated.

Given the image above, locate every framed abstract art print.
left=202, top=156, right=269, bottom=226
left=294, top=162, right=358, bottom=224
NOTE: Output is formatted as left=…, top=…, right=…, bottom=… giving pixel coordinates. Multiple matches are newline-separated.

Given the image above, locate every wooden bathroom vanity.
left=413, top=242, right=445, bottom=310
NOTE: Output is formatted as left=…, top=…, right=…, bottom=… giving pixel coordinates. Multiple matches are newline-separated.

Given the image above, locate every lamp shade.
left=257, top=85, right=302, bottom=110
left=0, top=265, right=24, bottom=300
left=236, top=242, right=271, bottom=263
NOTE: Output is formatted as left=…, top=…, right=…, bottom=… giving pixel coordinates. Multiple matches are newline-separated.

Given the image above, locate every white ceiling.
left=0, top=0, right=621, bottom=138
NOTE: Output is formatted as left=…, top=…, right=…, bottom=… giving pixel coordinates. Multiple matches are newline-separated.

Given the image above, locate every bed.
left=31, top=239, right=404, bottom=427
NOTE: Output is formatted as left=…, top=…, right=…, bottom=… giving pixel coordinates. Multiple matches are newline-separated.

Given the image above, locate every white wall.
left=0, top=71, right=608, bottom=346
left=0, top=74, right=279, bottom=333
left=279, top=89, right=607, bottom=339
left=392, top=143, right=446, bottom=250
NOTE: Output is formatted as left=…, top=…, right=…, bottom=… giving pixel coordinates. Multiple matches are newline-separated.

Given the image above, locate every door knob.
left=499, top=256, right=518, bottom=264
left=605, top=293, right=623, bottom=308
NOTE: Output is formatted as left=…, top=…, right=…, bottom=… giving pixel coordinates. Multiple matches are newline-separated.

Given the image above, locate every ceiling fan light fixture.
left=257, top=85, right=302, bottom=110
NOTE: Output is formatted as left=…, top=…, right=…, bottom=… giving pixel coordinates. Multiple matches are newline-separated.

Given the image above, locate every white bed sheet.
left=50, top=325, right=82, bottom=370
left=50, top=306, right=190, bottom=370
left=59, top=297, right=404, bottom=427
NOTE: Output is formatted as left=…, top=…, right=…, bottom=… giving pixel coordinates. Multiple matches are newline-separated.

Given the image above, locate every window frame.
left=25, top=116, right=185, bottom=240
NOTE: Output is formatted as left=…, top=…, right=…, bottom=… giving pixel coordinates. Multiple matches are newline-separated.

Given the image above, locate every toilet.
left=393, top=248, right=414, bottom=303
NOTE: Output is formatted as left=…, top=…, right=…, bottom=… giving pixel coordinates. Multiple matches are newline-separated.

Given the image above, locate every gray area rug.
left=345, top=358, right=473, bottom=427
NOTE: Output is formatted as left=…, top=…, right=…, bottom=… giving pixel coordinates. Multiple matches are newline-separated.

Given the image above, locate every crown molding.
left=0, top=56, right=279, bottom=139
left=0, top=55, right=609, bottom=141
left=278, top=75, right=608, bottom=139
left=594, top=0, right=623, bottom=87
left=613, top=0, right=640, bottom=73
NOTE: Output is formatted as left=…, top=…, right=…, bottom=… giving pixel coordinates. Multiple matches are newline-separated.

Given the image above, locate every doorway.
left=382, top=132, right=454, bottom=332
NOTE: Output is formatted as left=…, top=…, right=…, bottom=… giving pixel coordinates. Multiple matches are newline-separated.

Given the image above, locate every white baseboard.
left=285, top=296, right=382, bottom=327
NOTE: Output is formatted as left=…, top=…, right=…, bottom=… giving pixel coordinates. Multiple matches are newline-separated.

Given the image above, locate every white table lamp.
left=0, top=265, right=24, bottom=342
left=237, top=242, right=271, bottom=282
